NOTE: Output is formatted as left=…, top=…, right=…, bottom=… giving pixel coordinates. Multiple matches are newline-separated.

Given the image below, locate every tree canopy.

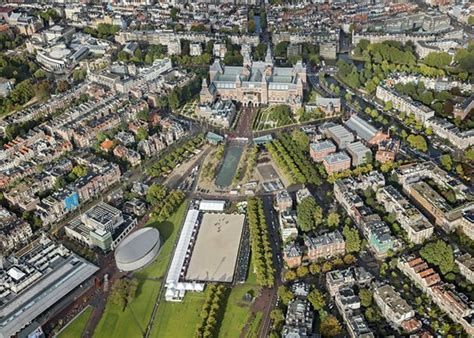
left=420, top=240, right=455, bottom=275
left=407, top=134, right=428, bottom=152
left=319, top=315, right=342, bottom=337
left=343, top=225, right=361, bottom=253
left=297, top=196, right=323, bottom=232
left=423, top=52, right=452, bottom=69
left=308, top=289, right=326, bottom=310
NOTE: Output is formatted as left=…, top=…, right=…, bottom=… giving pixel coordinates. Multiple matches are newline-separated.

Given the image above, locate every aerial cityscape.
left=0, top=0, right=472, bottom=337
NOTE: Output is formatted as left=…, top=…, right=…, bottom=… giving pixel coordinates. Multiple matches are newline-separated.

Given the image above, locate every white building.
left=65, top=202, right=136, bottom=251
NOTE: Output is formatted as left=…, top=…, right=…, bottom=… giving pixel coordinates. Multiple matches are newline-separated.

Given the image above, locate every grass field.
left=148, top=234, right=263, bottom=338
left=150, top=290, right=208, bottom=337
left=217, top=257, right=262, bottom=338
left=93, top=202, right=189, bottom=338
left=58, top=306, right=93, bottom=338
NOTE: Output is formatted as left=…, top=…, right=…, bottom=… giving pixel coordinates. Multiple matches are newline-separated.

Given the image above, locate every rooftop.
left=347, top=141, right=371, bottom=156
left=310, top=140, right=336, bottom=153
left=324, top=152, right=351, bottom=165
left=345, top=115, right=378, bottom=142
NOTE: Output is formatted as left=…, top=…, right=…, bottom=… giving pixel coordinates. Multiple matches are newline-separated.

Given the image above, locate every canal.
left=215, top=142, right=245, bottom=188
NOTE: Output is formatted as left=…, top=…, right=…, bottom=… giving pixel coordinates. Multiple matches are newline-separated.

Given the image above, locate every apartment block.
left=323, top=152, right=351, bottom=175
left=373, top=284, right=420, bottom=332
left=346, top=141, right=372, bottom=166
left=304, top=231, right=345, bottom=262
left=376, top=186, right=433, bottom=244
left=309, top=140, right=336, bottom=162
left=326, top=125, right=354, bottom=149
left=456, top=253, right=474, bottom=284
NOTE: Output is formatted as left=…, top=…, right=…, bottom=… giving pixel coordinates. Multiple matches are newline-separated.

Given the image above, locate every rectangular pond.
left=215, top=143, right=244, bottom=188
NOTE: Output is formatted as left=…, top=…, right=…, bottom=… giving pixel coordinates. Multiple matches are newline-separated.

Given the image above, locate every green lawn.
left=246, top=311, right=263, bottom=338
left=150, top=290, right=208, bottom=337
left=58, top=306, right=93, bottom=338
left=217, top=255, right=262, bottom=338
left=93, top=202, right=189, bottom=338
left=145, top=231, right=263, bottom=338
left=217, top=284, right=261, bottom=338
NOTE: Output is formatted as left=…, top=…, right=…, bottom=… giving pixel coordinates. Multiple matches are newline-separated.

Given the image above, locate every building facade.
left=200, top=46, right=306, bottom=111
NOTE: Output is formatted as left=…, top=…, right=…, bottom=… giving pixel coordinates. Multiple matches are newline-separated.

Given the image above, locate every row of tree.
left=195, top=284, right=226, bottom=338
left=266, top=134, right=322, bottom=185
left=247, top=197, right=274, bottom=287
left=146, top=184, right=186, bottom=222
left=326, top=162, right=374, bottom=184
left=201, top=144, right=224, bottom=180
left=244, top=145, right=258, bottom=181
left=284, top=253, right=358, bottom=281
left=146, top=134, right=205, bottom=178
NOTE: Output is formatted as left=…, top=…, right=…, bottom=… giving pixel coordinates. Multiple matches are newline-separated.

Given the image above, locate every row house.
left=398, top=255, right=474, bottom=334
left=326, top=266, right=373, bottom=297
left=373, top=284, right=421, bottom=332
left=113, top=145, right=142, bottom=167
left=282, top=298, right=314, bottom=337
left=304, top=231, right=345, bottom=262
left=0, top=207, right=33, bottom=254
left=0, top=163, right=35, bottom=190
left=376, top=83, right=435, bottom=124
left=376, top=185, right=433, bottom=244
left=35, top=189, right=80, bottom=226
left=334, top=286, right=374, bottom=338
left=138, top=134, right=166, bottom=157
left=404, top=180, right=474, bottom=232
left=425, top=117, right=474, bottom=150
left=3, top=184, right=40, bottom=212
left=279, top=210, right=298, bottom=242
left=456, top=253, right=474, bottom=284
left=73, top=170, right=118, bottom=202
left=334, top=178, right=397, bottom=258
left=283, top=242, right=303, bottom=269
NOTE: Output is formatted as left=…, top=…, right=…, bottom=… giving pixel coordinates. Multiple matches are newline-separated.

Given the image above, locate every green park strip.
left=217, top=256, right=262, bottom=337
left=57, top=306, right=93, bottom=338
left=150, top=242, right=263, bottom=337
left=150, top=291, right=209, bottom=338
left=217, top=284, right=262, bottom=338
left=93, top=202, right=189, bottom=338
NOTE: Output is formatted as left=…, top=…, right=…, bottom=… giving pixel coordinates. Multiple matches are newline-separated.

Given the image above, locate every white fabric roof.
left=199, top=200, right=225, bottom=212
left=166, top=209, right=199, bottom=286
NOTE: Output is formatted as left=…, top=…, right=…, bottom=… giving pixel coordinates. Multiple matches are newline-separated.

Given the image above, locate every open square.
left=185, top=213, right=246, bottom=283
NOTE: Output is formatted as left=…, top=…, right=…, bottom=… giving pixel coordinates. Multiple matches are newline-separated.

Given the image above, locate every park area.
left=150, top=257, right=263, bottom=337
left=253, top=105, right=294, bottom=131
left=94, top=200, right=264, bottom=338
left=93, top=202, right=189, bottom=338
left=57, top=306, right=93, bottom=338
